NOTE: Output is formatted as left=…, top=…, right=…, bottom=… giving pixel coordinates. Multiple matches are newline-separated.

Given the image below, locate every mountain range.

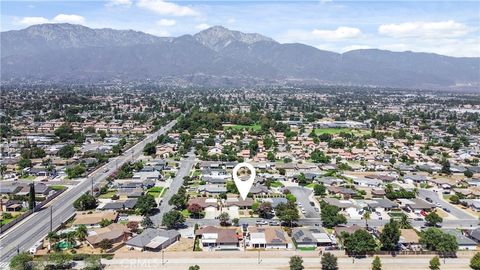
left=1, top=23, right=479, bottom=89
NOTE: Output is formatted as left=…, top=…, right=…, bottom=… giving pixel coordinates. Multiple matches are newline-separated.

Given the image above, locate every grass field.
left=270, top=181, right=284, bottom=188
left=223, top=124, right=262, bottom=131
left=99, top=191, right=117, bottom=199
left=315, top=128, right=369, bottom=135
left=147, top=187, right=164, bottom=198
left=305, top=183, right=317, bottom=188
left=50, top=185, right=66, bottom=191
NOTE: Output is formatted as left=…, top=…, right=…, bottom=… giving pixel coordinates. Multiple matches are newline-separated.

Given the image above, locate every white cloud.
left=18, top=16, right=49, bottom=26
left=195, top=23, right=210, bottom=30
left=312, top=26, right=362, bottom=40
left=106, top=0, right=132, bottom=7
left=53, top=14, right=85, bottom=24
left=156, top=19, right=176, bottom=26
left=137, top=0, right=199, bottom=16
left=378, top=20, right=470, bottom=38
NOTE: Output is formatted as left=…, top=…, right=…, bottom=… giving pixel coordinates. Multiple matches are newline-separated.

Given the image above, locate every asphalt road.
left=185, top=216, right=478, bottom=229
left=103, top=255, right=472, bottom=270
left=286, top=186, right=320, bottom=218
left=417, top=189, right=475, bottom=220
left=0, top=120, right=177, bottom=264
left=151, top=150, right=196, bottom=225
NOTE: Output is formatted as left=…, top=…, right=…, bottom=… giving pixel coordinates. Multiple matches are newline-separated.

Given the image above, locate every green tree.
left=141, top=216, right=154, bottom=228
left=18, top=158, right=32, bottom=169
left=169, top=187, right=188, bottom=210
left=58, top=144, right=75, bottom=158
left=255, top=202, right=273, bottom=218
left=372, top=256, right=382, bottom=270
left=84, top=255, right=102, bottom=270
left=425, top=212, right=443, bottom=227
left=320, top=202, right=347, bottom=228
left=311, top=150, right=331, bottom=163
left=54, top=124, right=74, bottom=141
left=65, top=163, right=86, bottom=178
left=449, top=195, right=460, bottom=204
left=75, top=224, right=88, bottom=241
left=420, top=228, right=458, bottom=253
left=399, top=213, right=412, bottom=229
left=470, top=252, right=480, bottom=270
left=314, top=183, right=326, bottom=196
left=363, top=211, right=371, bottom=228
left=218, top=212, right=230, bottom=226
left=143, top=142, right=156, bottom=156
left=380, top=220, right=401, bottom=251
left=99, top=218, right=113, bottom=227
left=344, top=230, right=377, bottom=256
left=98, top=239, right=113, bottom=250
left=48, top=252, right=72, bottom=268
left=188, top=265, right=200, bottom=270
left=10, top=253, right=33, bottom=270
left=73, top=193, right=97, bottom=211
left=275, top=201, right=299, bottom=227
left=289, top=255, right=304, bottom=270
left=321, top=252, right=338, bottom=270
left=28, top=183, right=36, bottom=210
left=136, top=194, right=157, bottom=216
left=162, top=210, right=185, bottom=229
left=429, top=256, right=440, bottom=270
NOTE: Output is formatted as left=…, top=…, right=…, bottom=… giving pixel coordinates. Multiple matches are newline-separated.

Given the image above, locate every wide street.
left=103, top=250, right=473, bottom=270
left=0, top=120, right=177, bottom=265
left=151, top=150, right=196, bottom=225
left=185, top=216, right=478, bottom=229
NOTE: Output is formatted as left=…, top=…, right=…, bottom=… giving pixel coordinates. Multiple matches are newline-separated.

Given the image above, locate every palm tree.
left=65, top=232, right=76, bottom=246
left=399, top=213, right=412, bottom=229
left=363, top=211, right=371, bottom=229
left=75, top=225, right=88, bottom=241
left=47, top=232, right=58, bottom=243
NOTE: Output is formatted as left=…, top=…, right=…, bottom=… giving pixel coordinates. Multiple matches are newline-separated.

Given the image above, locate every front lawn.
left=270, top=181, right=284, bottom=188
left=98, top=191, right=117, bottom=199
left=305, top=183, right=317, bottom=188
left=50, top=185, right=67, bottom=191
left=147, top=187, right=164, bottom=198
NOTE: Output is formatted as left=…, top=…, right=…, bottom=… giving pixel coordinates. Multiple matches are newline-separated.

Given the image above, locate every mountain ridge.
left=1, top=23, right=479, bottom=89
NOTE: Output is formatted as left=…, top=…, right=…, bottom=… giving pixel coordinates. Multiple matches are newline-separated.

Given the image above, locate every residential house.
left=126, top=228, right=180, bottom=251
left=292, top=227, right=334, bottom=248
left=248, top=227, right=291, bottom=249
left=85, top=223, right=131, bottom=248
left=195, top=226, right=240, bottom=251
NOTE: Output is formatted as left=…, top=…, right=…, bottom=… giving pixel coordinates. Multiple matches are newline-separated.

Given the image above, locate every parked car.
left=443, top=207, right=451, bottom=213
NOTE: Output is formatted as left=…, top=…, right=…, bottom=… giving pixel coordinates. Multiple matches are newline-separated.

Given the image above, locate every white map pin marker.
left=232, top=162, right=256, bottom=200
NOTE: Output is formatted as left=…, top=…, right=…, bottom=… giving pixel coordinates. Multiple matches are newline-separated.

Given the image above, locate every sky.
left=1, top=0, right=479, bottom=57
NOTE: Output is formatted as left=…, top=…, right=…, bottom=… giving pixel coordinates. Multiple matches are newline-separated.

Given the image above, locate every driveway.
left=417, top=189, right=475, bottom=220
left=286, top=186, right=320, bottom=218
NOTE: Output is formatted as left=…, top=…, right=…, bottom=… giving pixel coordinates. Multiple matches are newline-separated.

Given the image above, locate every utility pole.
left=50, top=206, right=53, bottom=232
left=258, top=250, right=260, bottom=264
left=162, top=250, right=165, bottom=265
